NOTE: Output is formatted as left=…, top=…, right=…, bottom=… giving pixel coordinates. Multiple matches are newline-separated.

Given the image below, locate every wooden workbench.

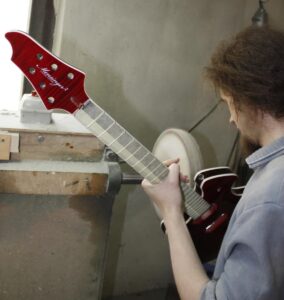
left=0, top=111, right=115, bottom=300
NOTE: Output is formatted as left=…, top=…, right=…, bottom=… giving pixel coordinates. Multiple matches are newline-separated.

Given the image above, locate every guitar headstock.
left=5, top=31, right=89, bottom=113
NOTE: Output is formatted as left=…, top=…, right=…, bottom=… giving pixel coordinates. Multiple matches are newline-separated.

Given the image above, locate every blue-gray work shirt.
left=201, top=136, right=284, bottom=300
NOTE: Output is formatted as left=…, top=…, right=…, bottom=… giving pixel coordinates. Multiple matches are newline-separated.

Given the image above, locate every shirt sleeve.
left=200, top=203, right=284, bottom=300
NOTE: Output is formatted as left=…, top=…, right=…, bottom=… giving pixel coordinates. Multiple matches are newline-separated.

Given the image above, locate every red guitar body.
left=188, top=167, right=242, bottom=262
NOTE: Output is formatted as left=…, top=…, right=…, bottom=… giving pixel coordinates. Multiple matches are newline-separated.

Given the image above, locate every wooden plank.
left=0, top=131, right=19, bottom=153
left=10, top=131, right=104, bottom=161
left=0, top=111, right=105, bottom=162
left=0, top=134, right=11, bottom=160
left=0, top=170, right=107, bottom=195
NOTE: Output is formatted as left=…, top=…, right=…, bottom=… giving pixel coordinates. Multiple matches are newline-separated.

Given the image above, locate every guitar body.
left=188, top=167, right=241, bottom=262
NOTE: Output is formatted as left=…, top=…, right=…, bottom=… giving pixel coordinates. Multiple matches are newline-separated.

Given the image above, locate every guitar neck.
left=76, top=99, right=168, bottom=183
left=75, top=99, right=210, bottom=219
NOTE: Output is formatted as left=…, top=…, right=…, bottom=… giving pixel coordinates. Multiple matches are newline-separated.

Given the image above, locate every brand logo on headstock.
left=36, top=65, right=69, bottom=91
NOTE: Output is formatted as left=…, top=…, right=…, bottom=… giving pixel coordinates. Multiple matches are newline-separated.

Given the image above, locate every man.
left=142, top=26, right=284, bottom=300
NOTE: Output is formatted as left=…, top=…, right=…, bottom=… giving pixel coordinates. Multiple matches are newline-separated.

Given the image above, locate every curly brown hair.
left=205, top=26, right=284, bottom=119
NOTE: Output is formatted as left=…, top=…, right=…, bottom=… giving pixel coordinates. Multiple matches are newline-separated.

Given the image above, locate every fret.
left=183, top=184, right=196, bottom=195
left=107, top=124, right=125, bottom=140
left=144, top=168, right=163, bottom=183
left=126, top=139, right=142, bottom=154
left=139, top=167, right=155, bottom=178
left=198, top=203, right=210, bottom=213
left=140, top=153, right=156, bottom=168
left=86, top=110, right=104, bottom=128
left=116, top=131, right=133, bottom=148
left=96, top=111, right=114, bottom=129
left=184, top=207, right=201, bottom=219
left=143, top=172, right=160, bottom=183
left=186, top=203, right=208, bottom=217
left=182, top=185, right=198, bottom=199
left=192, top=193, right=204, bottom=204
left=186, top=198, right=204, bottom=211
left=139, top=157, right=157, bottom=174
left=83, top=100, right=103, bottom=119
left=145, top=159, right=162, bottom=174
left=107, top=129, right=126, bottom=146
left=185, top=199, right=205, bottom=212
left=131, top=151, right=149, bottom=168
left=141, top=168, right=158, bottom=181
left=132, top=147, right=149, bottom=161
left=151, top=178, right=162, bottom=184
left=96, top=120, right=116, bottom=138
left=119, top=150, right=141, bottom=166
left=154, top=167, right=169, bottom=179
left=116, top=138, right=134, bottom=155
left=150, top=163, right=165, bottom=175
left=152, top=165, right=168, bottom=178
left=183, top=187, right=196, bottom=198
left=129, top=151, right=165, bottom=180
left=185, top=200, right=201, bottom=213
left=124, top=144, right=142, bottom=160
left=137, top=160, right=168, bottom=182
left=181, top=185, right=210, bottom=216
left=185, top=204, right=207, bottom=216
left=191, top=193, right=205, bottom=206
left=183, top=200, right=208, bottom=214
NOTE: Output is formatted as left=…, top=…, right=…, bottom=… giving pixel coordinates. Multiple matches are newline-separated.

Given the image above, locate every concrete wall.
left=52, top=0, right=284, bottom=297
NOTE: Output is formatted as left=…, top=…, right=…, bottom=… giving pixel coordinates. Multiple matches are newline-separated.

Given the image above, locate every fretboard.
left=75, top=99, right=210, bottom=219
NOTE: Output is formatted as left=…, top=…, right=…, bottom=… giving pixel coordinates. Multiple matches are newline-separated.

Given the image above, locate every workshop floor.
left=103, top=285, right=179, bottom=300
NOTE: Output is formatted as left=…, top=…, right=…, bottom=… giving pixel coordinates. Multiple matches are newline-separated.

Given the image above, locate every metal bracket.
left=20, top=93, right=52, bottom=124
left=103, top=148, right=143, bottom=192
left=106, top=162, right=122, bottom=195
left=103, top=147, right=125, bottom=164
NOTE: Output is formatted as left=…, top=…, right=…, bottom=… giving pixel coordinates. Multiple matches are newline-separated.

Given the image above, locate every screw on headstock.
left=29, top=67, right=36, bottom=74
left=51, top=63, right=58, bottom=71
left=37, top=53, right=43, bottom=60
left=48, top=97, right=55, bottom=104
left=40, top=82, right=46, bottom=89
left=67, top=73, right=74, bottom=80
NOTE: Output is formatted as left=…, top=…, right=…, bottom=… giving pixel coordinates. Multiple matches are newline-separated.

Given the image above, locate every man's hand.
left=141, top=158, right=188, bottom=219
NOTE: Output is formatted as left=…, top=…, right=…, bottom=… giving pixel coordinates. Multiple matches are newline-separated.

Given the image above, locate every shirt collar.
left=246, top=136, right=284, bottom=170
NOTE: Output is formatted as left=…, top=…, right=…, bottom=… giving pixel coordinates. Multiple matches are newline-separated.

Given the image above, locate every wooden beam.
left=0, top=170, right=107, bottom=195
left=0, top=134, right=11, bottom=160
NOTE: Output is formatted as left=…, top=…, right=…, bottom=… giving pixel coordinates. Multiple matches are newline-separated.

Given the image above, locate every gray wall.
left=52, top=0, right=284, bottom=297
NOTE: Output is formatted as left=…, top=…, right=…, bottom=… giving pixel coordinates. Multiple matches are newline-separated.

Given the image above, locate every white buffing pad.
left=152, top=128, right=203, bottom=185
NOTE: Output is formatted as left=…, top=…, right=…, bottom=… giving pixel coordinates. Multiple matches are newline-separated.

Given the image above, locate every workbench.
left=0, top=110, right=119, bottom=300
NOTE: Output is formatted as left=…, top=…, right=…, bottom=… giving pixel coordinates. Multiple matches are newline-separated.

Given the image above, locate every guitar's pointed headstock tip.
left=5, top=32, right=17, bottom=60
left=5, top=31, right=20, bottom=47
left=5, top=31, right=13, bottom=42
left=5, top=30, right=25, bottom=41
left=5, top=31, right=30, bottom=60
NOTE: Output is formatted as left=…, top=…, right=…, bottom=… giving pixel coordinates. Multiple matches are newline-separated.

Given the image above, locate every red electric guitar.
left=5, top=31, right=242, bottom=262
